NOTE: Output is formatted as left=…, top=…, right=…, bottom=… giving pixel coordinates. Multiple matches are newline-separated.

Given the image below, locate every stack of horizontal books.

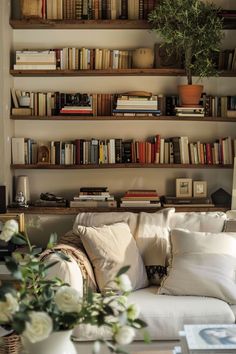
left=69, top=187, right=117, bottom=208
left=120, top=189, right=161, bottom=208
left=175, top=106, right=205, bottom=117
left=161, top=196, right=214, bottom=207
left=14, top=50, right=56, bottom=70
left=175, top=324, right=236, bottom=354
left=113, top=92, right=161, bottom=117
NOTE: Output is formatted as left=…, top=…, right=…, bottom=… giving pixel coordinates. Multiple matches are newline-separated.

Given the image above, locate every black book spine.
left=120, top=0, right=128, bottom=19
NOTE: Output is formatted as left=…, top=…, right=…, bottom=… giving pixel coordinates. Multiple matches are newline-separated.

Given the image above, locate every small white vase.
left=21, top=330, right=77, bottom=354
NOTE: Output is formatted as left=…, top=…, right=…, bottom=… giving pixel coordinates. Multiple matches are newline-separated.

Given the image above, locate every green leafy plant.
left=0, top=220, right=147, bottom=352
left=148, top=0, right=224, bottom=84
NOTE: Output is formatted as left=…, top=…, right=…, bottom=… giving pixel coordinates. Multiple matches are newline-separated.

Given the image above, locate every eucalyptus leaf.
left=116, top=265, right=130, bottom=277
left=54, top=251, right=71, bottom=262
left=11, top=234, right=27, bottom=245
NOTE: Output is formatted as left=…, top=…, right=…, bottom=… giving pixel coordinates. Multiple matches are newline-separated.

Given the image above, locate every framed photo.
left=193, top=181, right=207, bottom=198
left=176, top=178, right=192, bottom=198
left=0, top=213, right=25, bottom=233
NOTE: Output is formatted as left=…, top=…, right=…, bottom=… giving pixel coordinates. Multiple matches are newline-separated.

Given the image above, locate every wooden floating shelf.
left=10, top=68, right=236, bottom=77
left=9, top=19, right=150, bottom=30
left=9, top=18, right=236, bottom=30
left=10, top=115, right=236, bottom=122
left=11, top=163, right=233, bottom=170
left=7, top=206, right=230, bottom=214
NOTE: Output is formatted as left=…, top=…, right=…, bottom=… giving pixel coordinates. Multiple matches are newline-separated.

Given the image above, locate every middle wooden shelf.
left=11, top=163, right=233, bottom=170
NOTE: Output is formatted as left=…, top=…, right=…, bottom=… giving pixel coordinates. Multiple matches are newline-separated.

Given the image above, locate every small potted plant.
left=148, top=0, right=224, bottom=106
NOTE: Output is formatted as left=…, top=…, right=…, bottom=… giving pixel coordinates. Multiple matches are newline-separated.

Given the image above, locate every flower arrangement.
left=0, top=219, right=147, bottom=352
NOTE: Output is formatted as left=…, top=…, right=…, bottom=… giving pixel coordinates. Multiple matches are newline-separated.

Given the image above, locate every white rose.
left=0, top=293, right=19, bottom=322
left=114, top=325, right=136, bottom=345
left=127, top=303, right=140, bottom=321
left=23, top=311, right=53, bottom=343
left=54, top=286, right=82, bottom=313
left=0, top=219, right=19, bottom=242
left=116, top=274, right=132, bottom=292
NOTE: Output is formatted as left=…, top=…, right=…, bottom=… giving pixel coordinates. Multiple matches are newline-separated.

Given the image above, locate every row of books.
left=14, top=48, right=134, bottom=70
left=11, top=89, right=236, bottom=118
left=11, top=91, right=113, bottom=117
left=11, top=135, right=236, bottom=166
left=218, top=48, right=236, bottom=71
left=22, top=0, right=158, bottom=21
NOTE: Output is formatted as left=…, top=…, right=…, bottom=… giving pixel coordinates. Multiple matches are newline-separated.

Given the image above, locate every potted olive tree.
left=148, top=0, right=224, bottom=106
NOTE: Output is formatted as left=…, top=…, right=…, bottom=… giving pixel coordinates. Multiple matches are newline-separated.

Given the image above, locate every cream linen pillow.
left=158, top=228, right=236, bottom=304
left=77, top=222, right=148, bottom=292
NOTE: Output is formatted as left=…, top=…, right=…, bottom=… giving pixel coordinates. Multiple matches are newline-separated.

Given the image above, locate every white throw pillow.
left=170, top=211, right=226, bottom=232
left=135, top=208, right=175, bottom=285
left=158, top=228, right=236, bottom=304
left=77, top=222, right=148, bottom=292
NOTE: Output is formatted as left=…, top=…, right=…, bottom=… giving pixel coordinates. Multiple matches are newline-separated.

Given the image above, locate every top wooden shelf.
left=9, top=19, right=150, bottom=30
left=9, top=18, right=236, bottom=30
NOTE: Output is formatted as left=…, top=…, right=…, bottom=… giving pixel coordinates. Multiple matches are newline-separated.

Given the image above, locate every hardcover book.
left=182, top=324, right=236, bottom=353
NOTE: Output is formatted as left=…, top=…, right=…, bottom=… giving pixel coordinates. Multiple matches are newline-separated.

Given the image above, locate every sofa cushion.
left=77, top=222, right=148, bottom=292
left=159, top=229, right=236, bottom=304
left=169, top=211, right=226, bottom=232
left=135, top=208, right=175, bottom=285
left=72, top=287, right=235, bottom=341
left=73, top=212, right=138, bottom=237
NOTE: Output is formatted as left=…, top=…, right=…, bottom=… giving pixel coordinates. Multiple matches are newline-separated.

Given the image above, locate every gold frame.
left=0, top=213, right=25, bottom=233
left=193, top=181, right=207, bottom=198
left=176, top=178, right=192, bottom=198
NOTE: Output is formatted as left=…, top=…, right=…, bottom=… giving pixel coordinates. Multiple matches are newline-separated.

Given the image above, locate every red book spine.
left=206, top=143, right=212, bottom=164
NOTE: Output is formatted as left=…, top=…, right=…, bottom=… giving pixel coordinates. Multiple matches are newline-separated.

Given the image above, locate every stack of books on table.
left=69, top=187, right=117, bottom=208
left=120, top=189, right=161, bottom=208
left=161, top=196, right=214, bottom=207
left=14, top=50, right=56, bottom=70
left=176, top=324, right=236, bottom=354
left=113, top=92, right=161, bottom=117
left=175, top=106, right=205, bottom=117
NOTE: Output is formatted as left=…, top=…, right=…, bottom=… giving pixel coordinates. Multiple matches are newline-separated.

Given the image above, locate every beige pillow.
left=77, top=222, right=148, bottom=292
left=158, top=228, right=236, bottom=304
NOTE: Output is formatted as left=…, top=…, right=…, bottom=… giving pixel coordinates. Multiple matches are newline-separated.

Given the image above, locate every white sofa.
left=44, top=209, right=236, bottom=350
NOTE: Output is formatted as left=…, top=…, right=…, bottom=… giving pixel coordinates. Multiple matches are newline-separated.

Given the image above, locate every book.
left=162, top=196, right=213, bottom=205
left=11, top=137, right=25, bottom=164
left=11, top=108, right=32, bottom=115
left=182, top=324, right=236, bottom=353
left=69, top=200, right=117, bottom=207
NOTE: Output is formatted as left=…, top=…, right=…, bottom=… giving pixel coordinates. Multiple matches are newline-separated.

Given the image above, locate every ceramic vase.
left=21, top=330, right=77, bottom=354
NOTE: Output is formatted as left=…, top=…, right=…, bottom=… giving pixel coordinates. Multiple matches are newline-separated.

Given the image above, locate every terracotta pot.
left=178, top=85, right=203, bottom=107
left=132, top=48, right=154, bottom=69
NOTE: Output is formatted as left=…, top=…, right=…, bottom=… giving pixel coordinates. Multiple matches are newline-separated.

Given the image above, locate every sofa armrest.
left=44, top=252, right=84, bottom=295
left=40, top=230, right=97, bottom=294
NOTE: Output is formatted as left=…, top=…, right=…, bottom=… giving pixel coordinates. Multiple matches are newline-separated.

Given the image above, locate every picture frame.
left=0, top=213, right=25, bottom=233
left=193, top=181, right=207, bottom=198
left=176, top=178, right=192, bottom=198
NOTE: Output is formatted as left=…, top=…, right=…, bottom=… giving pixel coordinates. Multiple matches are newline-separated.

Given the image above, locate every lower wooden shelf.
left=7, top=205, right=230, bottom=215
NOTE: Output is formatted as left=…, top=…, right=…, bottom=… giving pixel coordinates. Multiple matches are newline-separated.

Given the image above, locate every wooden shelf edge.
left=7, top=206, right=230, bottom=214
left=10, top=163, right=233, bottom=169
left=9, top=19, right=236, bottom=30
left=9, top=19, right=150, bottom=30
left=9, top=69, right=236, bottom=77
left=10, top=115, right=236, bottom=122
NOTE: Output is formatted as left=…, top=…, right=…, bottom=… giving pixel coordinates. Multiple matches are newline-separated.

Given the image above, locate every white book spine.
left=12, top=137, right=25, bottom=164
